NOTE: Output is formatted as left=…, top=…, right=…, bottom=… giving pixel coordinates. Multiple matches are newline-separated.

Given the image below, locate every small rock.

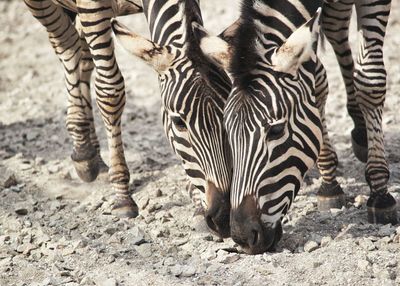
left=180, top=265, right=197, bottom=277
left=385, top=260, right=397, bottom=268
left=171, top=264, right=183, bottom=277
left=359, top=238, right=376, bottom=251
left=140, top=197, right=150, bottom=210
left=220, top=253, right=240, bottom=264
left=163, top=257, right=175, bottom=266
left=98, top=278, right=117, bottom=286
left=47, top=164, right=61, bottom=174
left=354, top=195, right=367, bottom=208
left=357, top=259, right=370, bottom=271
left=35, top=157, right=46, bottom=166
left=148, top=203, right=162, bottom=213
left=320, top=236, right=332, bottom=247
left=3, top=174, right=18, bottom=188
left=330, top=208, right=342, bottom=217
left=378, top=224, right=395, bottom=237
left=373, top=265, right=391, bottom=280
left=129, top=226, right=146, bottom=246
left=135, top=243, right=152, bottom=258
left=304, top=241, right=319, bottom=252
left=155, top=189, right=163, bottom=197
left=15, top=208, right=28, bottom=216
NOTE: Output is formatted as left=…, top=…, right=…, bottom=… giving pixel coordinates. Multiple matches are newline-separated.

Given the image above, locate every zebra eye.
left=268, top=123, right=285, bottom=140
left=172, top=116, right=187, bottom=132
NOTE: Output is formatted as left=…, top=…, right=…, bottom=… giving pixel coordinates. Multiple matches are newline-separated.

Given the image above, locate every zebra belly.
left=50, top=0, right=142, bottom=16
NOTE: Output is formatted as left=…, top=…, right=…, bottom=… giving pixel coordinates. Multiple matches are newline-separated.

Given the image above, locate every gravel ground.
left=1, top=1, right=400, bottom=285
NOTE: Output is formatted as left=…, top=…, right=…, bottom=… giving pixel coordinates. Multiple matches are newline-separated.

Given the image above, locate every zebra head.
left=195, top=5, right=323, bottom=253
left=111, top=0, right=232, bottom=237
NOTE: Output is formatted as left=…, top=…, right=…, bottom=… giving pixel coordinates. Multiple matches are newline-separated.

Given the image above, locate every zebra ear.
left=111, top=19, right=175, bottom=72
left=192, top=22, right=233, bottom=70
left=218, top=18, right=241, bottom=45
left=271, top=8, right=322, bottom=75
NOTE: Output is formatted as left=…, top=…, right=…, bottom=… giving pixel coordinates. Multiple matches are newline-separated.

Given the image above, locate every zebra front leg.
left=314, top=61, right=345, bottom=211
left=77, top=0, right=138, bottom=217
left=354, top=0, right=397, bottom=224
left=24, top=0, right=100, bottom=182
left=322, top=0, right=368, bottom=163
left=75, top=16, right=109, bottom=175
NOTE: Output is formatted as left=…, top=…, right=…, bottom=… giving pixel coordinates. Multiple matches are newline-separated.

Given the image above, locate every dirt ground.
left=1, top=1, right=400, bottom=285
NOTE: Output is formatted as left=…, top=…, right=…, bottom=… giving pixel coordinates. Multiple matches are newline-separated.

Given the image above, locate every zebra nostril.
left=249, top=229, right=259, bottom=247
left=206, top=214, right=217, bottom=233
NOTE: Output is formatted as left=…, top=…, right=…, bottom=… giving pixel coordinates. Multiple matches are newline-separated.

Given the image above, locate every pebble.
left=378, top=224, right=395, bottom=237
left=129, top=226, right=146, bottom=246
left=330, top=208, right=342, bottom=217
left=135, top=243, right=152, bottom=258
left=320, top=236, right=333, bottom=247
left=354, top=195, right=367, bottom=208
left=15, top=208, right=28, bottom=216
left=35, top=157, right=46, bottom=166
left=98, top=278, right=117, bottom=286
left=148, top=203, right=162, bottom=213
left=359, top=238, right=376, bottom=251
left=180, top=265, right=197, bottom=277
left=171, top=264, right=183, bottom=277
left=47, top=164, right=61, bottom=174
left=3, top=174, right=18, bottom=188
left=357, top=259, right=370, bottom=271
left=155, top=189, right=163, bottom=197
left=304, top=241, right=319, bottom=252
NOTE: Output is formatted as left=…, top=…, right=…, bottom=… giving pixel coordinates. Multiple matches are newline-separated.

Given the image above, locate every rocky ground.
left=1, top=1, right=400, bottom=285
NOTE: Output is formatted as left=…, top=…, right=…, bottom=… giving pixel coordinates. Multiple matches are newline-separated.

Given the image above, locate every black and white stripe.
left=112, top=0, right=233, bottom=236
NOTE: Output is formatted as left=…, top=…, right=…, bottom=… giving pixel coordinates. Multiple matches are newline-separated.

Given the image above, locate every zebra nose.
left=230, top=196, right=282, bottom=254
left=204, top=181, right=231, bottom=238
left=231, top=218, right=282, bottom=254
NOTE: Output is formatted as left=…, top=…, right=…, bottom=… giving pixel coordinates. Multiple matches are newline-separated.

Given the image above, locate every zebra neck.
left=241, top=0, right=322, bottom=48
left=141, top=0, right=202, bottom=48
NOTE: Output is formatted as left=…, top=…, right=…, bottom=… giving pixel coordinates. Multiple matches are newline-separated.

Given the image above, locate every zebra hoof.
left=367, top=193, right=398, bottom=225
left=317, top=180, right=345, bottom=211
left=111, top=196, right=139, bottom=218
left=71, top=147, right=99, bottom=183
left=351, top=128, right=368, bottom=163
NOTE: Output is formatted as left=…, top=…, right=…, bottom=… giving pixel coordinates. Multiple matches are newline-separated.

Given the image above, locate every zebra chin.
left=204, top=181, right=231, bottom=238
left=231, top=196, right=283, bottom=254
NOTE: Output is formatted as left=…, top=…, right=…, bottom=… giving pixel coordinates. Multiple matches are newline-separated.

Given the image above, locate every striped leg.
left=354, top=0, right=397, bottom=224
left=24, top=0, right=100, bottom=182
left=315, top=60, right=345, bottom=211
left=77, top=0, right=138, bottom=218
left=322, top=0, right=368, bottom=163
left=75, top=16, right=109, bottom=175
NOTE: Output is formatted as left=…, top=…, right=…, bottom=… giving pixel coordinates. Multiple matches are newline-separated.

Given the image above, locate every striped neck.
left=142, top=0, right=202, bottom=48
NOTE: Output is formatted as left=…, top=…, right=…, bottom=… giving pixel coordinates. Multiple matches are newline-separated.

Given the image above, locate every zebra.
left=24, top=0, right=233, bottom=237
left=111, top=0, right=234, bottom=236
left=194, top=0, right=397, bottom=254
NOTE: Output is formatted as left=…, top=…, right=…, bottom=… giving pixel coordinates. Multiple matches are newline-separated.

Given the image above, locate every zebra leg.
left=314, top=61, right=345, bottom=211
left=322, top=0, right=368, bottom=163
left=77, top=0, right=138, bottom=218
left=24, top=0, right=100, bottom=182
left=354, top=0, right=397, bottom=224
left=75, top=16, right=109, bottom=175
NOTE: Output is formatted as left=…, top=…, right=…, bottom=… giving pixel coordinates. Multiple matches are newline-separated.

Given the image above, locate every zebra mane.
left=230, top=0, right=259, bottom=91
